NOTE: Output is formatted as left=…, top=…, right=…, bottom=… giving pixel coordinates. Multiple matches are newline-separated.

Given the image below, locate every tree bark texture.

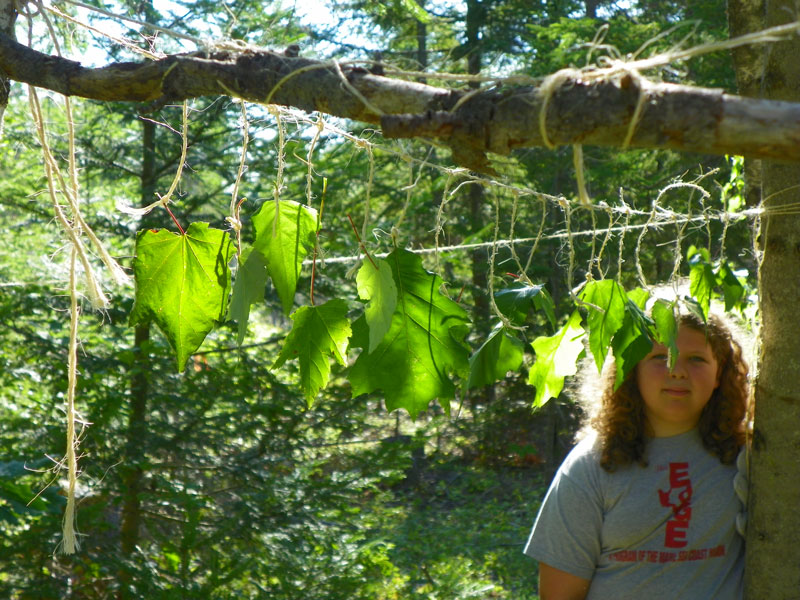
left=0, top=0, right=16, bottom=131
left=4, top=32, right=800, bottom=172
left=727, top=0, right=765, bottom=209
left=744, top=0, right=800, bottom=598
left=119, top=117, right=157, bottom=585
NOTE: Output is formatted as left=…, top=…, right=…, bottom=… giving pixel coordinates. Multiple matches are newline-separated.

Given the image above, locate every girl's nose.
left=669, top=357, right=688, bottom=377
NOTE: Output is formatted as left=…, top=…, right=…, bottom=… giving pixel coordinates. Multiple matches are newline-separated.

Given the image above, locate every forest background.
left=0, top=0, right=764, bottom=598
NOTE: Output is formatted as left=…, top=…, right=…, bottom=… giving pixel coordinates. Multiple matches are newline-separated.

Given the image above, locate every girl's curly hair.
left=591, top=311, right=750, bottom=472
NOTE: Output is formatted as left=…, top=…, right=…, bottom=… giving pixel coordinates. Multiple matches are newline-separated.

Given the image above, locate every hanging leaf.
left=130, top=223, right=234, bottom=371
left=356, top=258, right=397, bottom=353
left=528, top=310, right=585, bottom=407
left=273, top=299, right=352, bottom=406
left=580, top=279, right=627, bottom=370
left=467, top=324, right=524, bottom=389
left=688, top=245, right=714, bottom=320
left=494, top=283, right=557, bottom=330
left=611, top=298, right=654, bottom=387
left=682, top=295, right=707, bottom=324
left=251, top=200, right=317, bottom=316
left=349, top=249, right=471, bottom=418
left=228, top=246, right=268, bottom=345
left=651, top=298, right=678, bottom=369
left=716, top=261, right=745, bottom=312
left=627, top=287, right=650, bottom=311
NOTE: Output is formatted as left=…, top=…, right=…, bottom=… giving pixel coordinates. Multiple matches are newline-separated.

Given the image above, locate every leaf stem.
left=165, top=204, right=186, bottom=235
left=347, top=213, right=378, bottom=270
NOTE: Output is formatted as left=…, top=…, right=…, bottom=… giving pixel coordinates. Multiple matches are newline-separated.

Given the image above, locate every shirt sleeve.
left=524, top=448, right=604, bottom=581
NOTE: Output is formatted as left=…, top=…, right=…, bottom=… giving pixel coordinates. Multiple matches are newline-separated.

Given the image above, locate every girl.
left=524, top=308, right=750, bottom=600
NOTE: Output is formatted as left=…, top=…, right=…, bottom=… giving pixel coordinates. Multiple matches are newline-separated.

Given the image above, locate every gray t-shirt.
left=524, top=428, right=743, bottom=600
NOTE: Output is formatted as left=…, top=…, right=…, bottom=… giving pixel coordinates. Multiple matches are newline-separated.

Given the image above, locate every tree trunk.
left=415, top=0, right=427, bottom=82
left=0, top=0, right=16, bottom=133
left=727, top=0, right=765, bottom=209
left=464, top=0, right=490, bottom=339
left=744, top=1, right=800, bottom=597
left=118, top=117, right=156, bottom=599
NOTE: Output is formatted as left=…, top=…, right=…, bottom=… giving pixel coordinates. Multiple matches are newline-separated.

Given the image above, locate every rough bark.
left=744, top=1, right=800, bottom=598
left=119, top=119, right=156, bottom=596
left=727, top=0, right=765, bottom=209
left=0, top=0, right=16, bottom=132
left=4, top=33, right=800, bottom=171
left=464, top=0, right=490, bottom=338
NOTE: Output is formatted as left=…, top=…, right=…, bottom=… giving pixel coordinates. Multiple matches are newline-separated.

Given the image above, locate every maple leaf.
left=611, top=291, right=655, bottom=386
left=227, top=246, right=268, bottom=345
left=528, top=310, right=585, bottom=407
left=688, top=245, right=714, bottom=320
left=467, top=324, right=524, bottom=389
left=716, top=261, right=745, bottom=311
left=494, top=282, right=556, bottom=330
left=580, top=279, right=627, bottom=370
left=651, top=297, right=678, bottom=369
left=251, top=200, right=317, bottom=316
left=273, top=299, right=352, bottom=406
left=130, top=223, right=234, bottom=371
left=356, top=258, right=397, bottom=353
left=349, top=249, right=470, bottom=418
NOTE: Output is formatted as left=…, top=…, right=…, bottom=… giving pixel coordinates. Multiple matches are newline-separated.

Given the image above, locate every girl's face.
left=636, top=325, right=721, bottom=437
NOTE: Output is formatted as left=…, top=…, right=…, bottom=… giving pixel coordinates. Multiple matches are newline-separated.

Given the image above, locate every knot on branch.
left=381, top=89, right=502, bottom=174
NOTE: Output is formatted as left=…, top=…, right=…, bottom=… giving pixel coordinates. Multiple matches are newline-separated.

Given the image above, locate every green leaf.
left=716, top=262, right=745, bottom=312
left=580, top=279, right=627, bottom=370
left=494, top=283, right=556, bottom=330
left=273, top=299, right=352, bottom=406
left=130, top=223, right=234, bottom=371
left=528, top=311, right=585, bottom=407
left=228, top=246, right=268, bottom=345
left=467, top=324, right=524, bottom=389
left=682, top=296, right=707, bottom=323
left=349, top=249, right=471, bottom=418
left=356, top=258, right=397, bottom=353
left=611, top=301, right=653, bottom=387
left=251, top=200, right=317, bottom=315
left=688, top=245, right=714, bottom=320
left=651, top=298, right=678, bottom=369
left=722, top=155, right=745, bottom=213
left=627, top=287, right=650, bottom=310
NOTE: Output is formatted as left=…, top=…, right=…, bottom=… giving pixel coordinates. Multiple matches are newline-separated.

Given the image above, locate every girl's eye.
left=689, top=356, right=708, bottom=363
left=650, top=353, right=668, bottom=362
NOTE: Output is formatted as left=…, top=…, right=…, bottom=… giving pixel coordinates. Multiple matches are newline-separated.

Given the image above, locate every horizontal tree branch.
left=2, top=32, right=800, bottom=171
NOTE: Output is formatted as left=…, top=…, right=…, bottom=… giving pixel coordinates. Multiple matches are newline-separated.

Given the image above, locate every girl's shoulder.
left=559, top=431, right=604, bottom=476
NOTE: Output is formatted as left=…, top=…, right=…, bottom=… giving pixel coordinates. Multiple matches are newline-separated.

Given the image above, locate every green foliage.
left=251, top=199, right=318, bottom=316
left=717, top=261, right=746, bottom=311
left=609, top=292, right=654, bottom=388
left=651, top=298, right=678, bottom=368
left=467, top=324, right=525, bottom=390
left=350, top=249, right=471, bottom=417
left=721, top=155, right=746, bottom=212
left=688, top=245, right=715, bottom=320
left=274, top=298, right=352, bottom=406
left=494, top=283, right=556, bottom=330
left=129, top=223, right=235, bottom=371
left=688, top=244, right=749, bottom=318
left=228, top=246, right=269, bottom=344
left=528, top=310, right=585, bottom=407
left=580, top=279, right=628, bottom=371
left=357, top=258, right=398, bottom=353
